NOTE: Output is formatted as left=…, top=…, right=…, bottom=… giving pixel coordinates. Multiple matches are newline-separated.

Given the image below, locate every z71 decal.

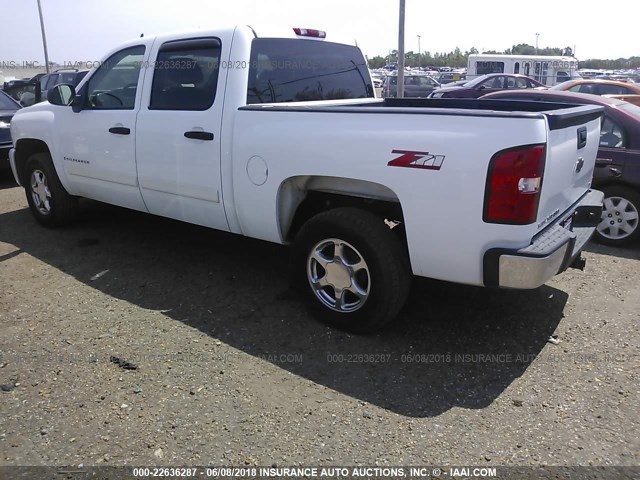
left=388, top=150, right=445, bottom=170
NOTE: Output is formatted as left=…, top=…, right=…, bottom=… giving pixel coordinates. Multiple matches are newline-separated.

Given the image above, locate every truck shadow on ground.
left=584, top=242, right=640, bottom=261
left=0, top=200, right=568, bottom=418
left=0, top=170, right=18, bottom=190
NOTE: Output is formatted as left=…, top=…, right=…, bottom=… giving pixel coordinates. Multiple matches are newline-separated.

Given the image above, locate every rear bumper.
left=483, top=189, right=604, bottom=289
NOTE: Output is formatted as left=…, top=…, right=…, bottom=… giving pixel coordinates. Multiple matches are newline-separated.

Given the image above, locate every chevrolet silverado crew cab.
left=9, top=25, right=604, bottom=332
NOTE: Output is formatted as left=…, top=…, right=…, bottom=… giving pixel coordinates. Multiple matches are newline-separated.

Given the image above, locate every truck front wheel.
left=292, top=207, right=411, bottom=333
left=24, top=153, right=77, bottom=227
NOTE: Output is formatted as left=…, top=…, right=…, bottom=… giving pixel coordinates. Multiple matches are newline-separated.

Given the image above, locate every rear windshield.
left=247, top=38, right=373, bottom=104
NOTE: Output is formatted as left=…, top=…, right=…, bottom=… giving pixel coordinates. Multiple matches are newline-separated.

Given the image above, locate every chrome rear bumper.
left=483, top=189, right=604, bottom=289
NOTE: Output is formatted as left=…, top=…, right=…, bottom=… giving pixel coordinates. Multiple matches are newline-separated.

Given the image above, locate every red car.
left=482, top=89, right=640, bottom=246
left=429, top=73, right=545, bottom=99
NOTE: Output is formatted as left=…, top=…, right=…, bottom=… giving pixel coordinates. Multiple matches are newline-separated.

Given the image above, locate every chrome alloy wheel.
left=306, top=238, right=371, bottom=313
left=30, top=169, right=52, bottom=215
left=597, top=196, right=639, bottom=241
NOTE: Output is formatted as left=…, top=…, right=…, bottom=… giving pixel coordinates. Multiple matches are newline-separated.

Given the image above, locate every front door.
left=55, top=45, right=148, bottom=210
left=135, top=36, right=229, bottom=231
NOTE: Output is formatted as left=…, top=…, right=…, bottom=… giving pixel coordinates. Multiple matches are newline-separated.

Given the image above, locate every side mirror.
left=47, top=84, right=76, bottom=106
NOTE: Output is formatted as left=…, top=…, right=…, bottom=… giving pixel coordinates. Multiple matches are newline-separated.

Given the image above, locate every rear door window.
left=247, top=38, right=373, bottom=104
left=149, top=38, right=222, bottom=111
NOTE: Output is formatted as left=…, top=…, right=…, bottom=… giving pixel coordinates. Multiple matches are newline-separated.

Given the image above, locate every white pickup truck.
left=9, top=25, right=605, bottom=332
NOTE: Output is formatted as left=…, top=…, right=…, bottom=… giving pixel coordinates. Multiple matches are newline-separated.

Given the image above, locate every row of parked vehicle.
left=375, top=70, right=640, bottom=103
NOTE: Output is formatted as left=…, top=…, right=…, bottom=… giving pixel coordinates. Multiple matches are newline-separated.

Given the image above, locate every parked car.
left=2, top=74, right=46, bottom=104
left=483, top=89, right=640, bottom=246
left=550, top=79, right=640, bottom=106
left=430, top=74, right=545, bottom=98
left=0, top=90, right=22, bottom=169
left=38, top=70, right=89, bottom=104
left=8, top=25, right=604, bottom=332
left=437, top=72, right=465, bottom=84
left=382, top=73, right=440, bottom=97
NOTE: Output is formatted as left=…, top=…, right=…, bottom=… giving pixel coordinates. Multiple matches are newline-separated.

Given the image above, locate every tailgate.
left=536, top=105, right=603, bottom=231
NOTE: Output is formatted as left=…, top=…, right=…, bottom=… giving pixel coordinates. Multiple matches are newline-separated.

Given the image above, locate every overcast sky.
left=1, top=0, right=637, bottom=65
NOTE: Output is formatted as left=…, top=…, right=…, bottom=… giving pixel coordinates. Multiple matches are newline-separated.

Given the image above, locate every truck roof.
left=137, top=25, right=356, bottom=48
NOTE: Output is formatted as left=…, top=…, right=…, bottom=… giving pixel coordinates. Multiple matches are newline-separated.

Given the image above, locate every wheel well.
left=14, top=139, right=51, bottom=185
left=285, top=190, right=406, bottom=243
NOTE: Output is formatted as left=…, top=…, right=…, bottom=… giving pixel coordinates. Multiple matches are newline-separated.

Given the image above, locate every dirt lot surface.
left=1, top=172, right=638, bottom=471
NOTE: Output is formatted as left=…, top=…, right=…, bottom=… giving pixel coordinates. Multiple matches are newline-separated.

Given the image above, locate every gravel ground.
left=0, top=172, right=638, bottom=470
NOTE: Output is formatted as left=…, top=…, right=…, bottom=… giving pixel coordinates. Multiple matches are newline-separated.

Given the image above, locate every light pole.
left=417, top=35, right=421, bottom=69
left=535, top=33, right=540, bottom=55
left=37, top=0, right=51, bottom=73
left=397, top=0, right=405, bottom=98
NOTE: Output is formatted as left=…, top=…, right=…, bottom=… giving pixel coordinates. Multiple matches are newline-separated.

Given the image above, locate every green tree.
left=368, top=56, right=386, bottom=69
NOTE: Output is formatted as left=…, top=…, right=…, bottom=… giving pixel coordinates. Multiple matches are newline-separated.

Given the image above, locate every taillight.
left=484, top=144, right=546, bottom=225
left=293, top=28, right=327, bottom=39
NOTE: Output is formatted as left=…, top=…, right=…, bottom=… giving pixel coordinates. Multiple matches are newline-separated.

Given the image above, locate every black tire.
left=24, top=152, right=77, bottom=227
left=291, top=207, right=411, bottom=333
left=594, top=186, right=640, bottom=247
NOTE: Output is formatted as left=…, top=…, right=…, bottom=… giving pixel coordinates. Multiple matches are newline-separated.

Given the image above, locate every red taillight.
left=484, top=144, right=546, bottom=225
left=293, top=28, right=326, bottom=38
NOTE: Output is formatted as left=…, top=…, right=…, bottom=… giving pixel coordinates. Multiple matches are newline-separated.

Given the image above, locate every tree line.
left=367, top=44, right=640, bottom=70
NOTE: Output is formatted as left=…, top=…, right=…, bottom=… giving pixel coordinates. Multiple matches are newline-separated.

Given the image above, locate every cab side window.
left=85, top=46, right=145, bottom=110
left=149, top=38, right=221, bottom=111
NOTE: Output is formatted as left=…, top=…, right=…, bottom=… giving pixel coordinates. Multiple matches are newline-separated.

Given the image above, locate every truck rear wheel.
left=24, top=153, right=77, bottom=227
left=292, top=207, right=411, bottom=333
left=595, top=186, right=640, bottom=246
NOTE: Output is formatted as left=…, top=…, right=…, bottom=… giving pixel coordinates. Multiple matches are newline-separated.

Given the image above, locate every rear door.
left=136, top=35, right=230, bottom=231
left=404, top=77, right=420, bottom=97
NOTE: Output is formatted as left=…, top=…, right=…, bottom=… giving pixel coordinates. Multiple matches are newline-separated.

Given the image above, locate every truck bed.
left=240, top=97, right=604, bottom=129
left=234, top=97, right=603, bottom=287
